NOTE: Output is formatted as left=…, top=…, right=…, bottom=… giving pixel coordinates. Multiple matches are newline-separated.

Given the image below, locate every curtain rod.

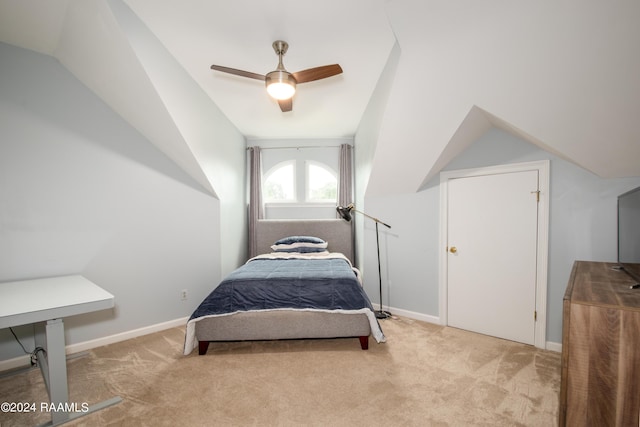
left=246, top=145, right=348, bottom=150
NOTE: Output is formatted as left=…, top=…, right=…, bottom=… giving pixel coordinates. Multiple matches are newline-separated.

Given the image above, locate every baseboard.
left=0, top=355, right=33, bottom=373
left=65, top=317, right=189, bottom=355
left=373, top=304, right=441, bottom=325
left=0, top=317, right=189, bottom=373
left=390, top=307, right=441, bottom=325
left=376, top=304, right=563, bottom=353
left=546, top=341, right=562, bottom=353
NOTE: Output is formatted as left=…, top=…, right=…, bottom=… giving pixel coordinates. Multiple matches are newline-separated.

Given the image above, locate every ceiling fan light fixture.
left=265, top=70, right=296, bottom=100
left=210, top=40, right=342, bottom=111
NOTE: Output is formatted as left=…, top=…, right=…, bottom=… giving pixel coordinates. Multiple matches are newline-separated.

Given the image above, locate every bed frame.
left=195, top=219, right=372, bottom=355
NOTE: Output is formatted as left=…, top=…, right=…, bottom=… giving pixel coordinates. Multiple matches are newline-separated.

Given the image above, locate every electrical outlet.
left=181, top=289, right=187, bottom=301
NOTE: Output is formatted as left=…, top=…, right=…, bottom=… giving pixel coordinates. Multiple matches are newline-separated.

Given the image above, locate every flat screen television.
left=618, top=185, right=640, bottom=285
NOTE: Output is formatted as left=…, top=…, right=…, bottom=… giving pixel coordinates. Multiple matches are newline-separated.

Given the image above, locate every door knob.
left=449, top=246, right=457, bottom=254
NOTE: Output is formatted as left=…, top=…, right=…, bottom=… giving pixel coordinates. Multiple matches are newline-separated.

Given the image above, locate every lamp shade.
left=265, top=70, right=296, bottom=100
left=336, top=204, right=354, bottom=221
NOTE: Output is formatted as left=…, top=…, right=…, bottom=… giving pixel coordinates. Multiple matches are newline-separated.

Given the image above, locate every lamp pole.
left=337, top=204, right=391, bottom=319
left=374, top=221, right=391, bottom=319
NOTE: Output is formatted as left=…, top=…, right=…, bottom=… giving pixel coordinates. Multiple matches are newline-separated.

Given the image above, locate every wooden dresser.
left=560, top=261, right=640, bottom=426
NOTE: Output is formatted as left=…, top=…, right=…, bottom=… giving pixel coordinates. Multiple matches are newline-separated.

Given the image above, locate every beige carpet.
left=0, top=316, right=561, bottom=426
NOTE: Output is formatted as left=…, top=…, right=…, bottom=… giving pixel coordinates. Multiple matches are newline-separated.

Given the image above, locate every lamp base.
left=375, top=310, right=392, bottom=319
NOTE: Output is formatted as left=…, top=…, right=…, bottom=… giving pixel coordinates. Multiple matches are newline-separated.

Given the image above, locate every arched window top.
left=263, top=160, right=295, bottom=202
left=262, top=159, right=337, bottom=204
left=306, top=161, right=337, bottom=202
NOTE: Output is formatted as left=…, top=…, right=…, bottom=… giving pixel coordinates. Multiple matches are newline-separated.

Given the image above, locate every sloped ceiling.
left=1, top=0, right=639, bottom=199
left=368, top=0, right=640, bottom=196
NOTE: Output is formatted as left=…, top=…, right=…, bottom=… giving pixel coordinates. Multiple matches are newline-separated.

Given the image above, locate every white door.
left=446, top=170, right=539, bottom=345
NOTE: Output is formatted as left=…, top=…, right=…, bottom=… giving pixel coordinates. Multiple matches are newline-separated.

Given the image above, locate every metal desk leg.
left=35, top=319, right=69, bottom=425
left=34, top=319, right=122, bottom=426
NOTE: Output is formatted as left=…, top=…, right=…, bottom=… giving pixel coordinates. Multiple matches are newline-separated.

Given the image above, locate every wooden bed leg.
left=198, top=341, right=210, bottom=355
left=358, top=336, right=369, bottom=350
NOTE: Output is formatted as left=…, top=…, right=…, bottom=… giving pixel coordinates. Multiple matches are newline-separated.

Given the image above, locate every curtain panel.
left=248, top=146, right=264, bottom=258
left=338, top=143, right=353, bottom=213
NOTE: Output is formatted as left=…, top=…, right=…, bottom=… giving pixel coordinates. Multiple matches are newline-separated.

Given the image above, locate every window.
left=263, top=161, right=295, bottom=202
left=307, top=162, right=337, bottom=202
left=262, top=160, right=337, bottom=204
left=258, top=145, right=345, bottom=219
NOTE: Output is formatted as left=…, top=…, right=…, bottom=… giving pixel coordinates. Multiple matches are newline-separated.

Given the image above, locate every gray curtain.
left=338, top=143, right=353, bottom=211
left=248, top=146, right=264, bottom=258
left=337, top=143, right=355, bottom=262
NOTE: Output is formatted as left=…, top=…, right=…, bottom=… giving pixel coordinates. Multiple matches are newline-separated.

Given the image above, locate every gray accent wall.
left=363, top=128, right=640, bottom=345
left=0, top=42, right=244, bottom=360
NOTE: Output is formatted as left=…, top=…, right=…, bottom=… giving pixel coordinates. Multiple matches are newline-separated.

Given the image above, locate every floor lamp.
left=336, top=203, right=392, bottom=319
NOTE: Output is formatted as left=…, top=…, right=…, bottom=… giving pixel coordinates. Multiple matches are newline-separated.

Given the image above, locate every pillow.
left=273, top=236, right=326, bottom=245
left=271, top=235, right=328, bottom=253
left=272, top=246, right=329, bottom=253
left=271, top=241, right=328, bottom=251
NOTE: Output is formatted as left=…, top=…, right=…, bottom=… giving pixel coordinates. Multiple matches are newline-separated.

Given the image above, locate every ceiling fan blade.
left=278, top=98, right=293, bottom=112
left=292, top=64, right=343, bottom=84
left=210, top=65, right=265, bottom=81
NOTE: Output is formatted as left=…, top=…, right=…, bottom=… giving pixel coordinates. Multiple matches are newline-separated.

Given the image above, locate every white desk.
left=0, top=275, right=122, bottom=426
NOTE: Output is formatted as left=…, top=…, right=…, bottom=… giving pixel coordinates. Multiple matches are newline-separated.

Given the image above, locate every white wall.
left=107, top=0, right=248, bottom=276
left=363, top=128, right=640, bottom=345
left=354, top=41, right=401, bottom=268
left=0, top=42, right=241, bottom=360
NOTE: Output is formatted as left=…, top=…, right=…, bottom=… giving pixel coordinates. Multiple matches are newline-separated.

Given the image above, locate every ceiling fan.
left=210, top=40, right=343, bottom=112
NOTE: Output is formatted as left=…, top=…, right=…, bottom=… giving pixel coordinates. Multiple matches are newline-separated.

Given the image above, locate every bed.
left=183, top=219, right=385, bottom=355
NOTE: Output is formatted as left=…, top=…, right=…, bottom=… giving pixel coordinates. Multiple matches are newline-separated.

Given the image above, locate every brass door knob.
left=449, top=246, right=457, bottom=254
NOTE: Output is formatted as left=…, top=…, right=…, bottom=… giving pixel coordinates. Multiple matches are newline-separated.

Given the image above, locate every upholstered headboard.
left=255, top=219, right=354, bottom=263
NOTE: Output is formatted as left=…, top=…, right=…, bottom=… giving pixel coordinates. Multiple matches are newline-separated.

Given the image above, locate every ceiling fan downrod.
left=266, top=40, right=296, bottom=100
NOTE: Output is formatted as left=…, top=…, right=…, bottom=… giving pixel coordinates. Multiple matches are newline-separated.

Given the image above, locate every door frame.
left=439, top=160, right=549, bottom=349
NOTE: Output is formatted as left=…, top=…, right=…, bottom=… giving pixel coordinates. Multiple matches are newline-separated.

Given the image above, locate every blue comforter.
left=190, top=256, right=374, bottom=319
